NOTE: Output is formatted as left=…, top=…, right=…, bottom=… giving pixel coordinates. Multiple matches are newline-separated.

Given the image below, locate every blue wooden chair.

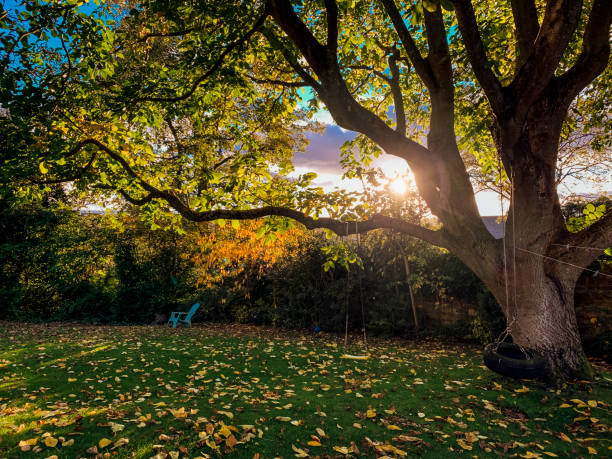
left=167, top=303, right=200, bottom=328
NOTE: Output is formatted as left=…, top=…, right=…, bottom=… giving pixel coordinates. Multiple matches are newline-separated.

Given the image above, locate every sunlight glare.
left=389, top=176, right=408, bottom=195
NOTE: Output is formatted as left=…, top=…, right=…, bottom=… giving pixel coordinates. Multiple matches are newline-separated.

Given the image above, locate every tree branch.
left=555, top=0, right=612, bottom=105
left=323, top=0, right=338, bottom=55
left=388, top=49, right=406, bottom=136
left=509, top=0, right=583, bottom=117
left=552, top=210, right=612, bottom=272
left=66, top=139, right=448, bottom=248
left=510, top=0, right=540, bottom=69
left=452, top=0, right=504, bottom=116
left=267, top=0, right=428, bottom=165
left=379, top=0, right=436, bottom=90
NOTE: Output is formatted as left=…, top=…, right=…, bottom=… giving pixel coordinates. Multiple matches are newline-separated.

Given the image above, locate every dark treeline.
left=0, top=200, right=505, bottom=341
left=1, top=199, right=609, bottom=355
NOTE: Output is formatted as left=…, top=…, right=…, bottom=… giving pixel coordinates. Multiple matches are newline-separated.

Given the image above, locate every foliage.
left=0, top=202, right=202, bottom=322
left=1, top=323, right=611, bottom=458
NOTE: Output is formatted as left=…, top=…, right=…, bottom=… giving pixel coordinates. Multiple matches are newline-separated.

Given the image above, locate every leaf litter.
left=0, top=322, right=610, bottom=458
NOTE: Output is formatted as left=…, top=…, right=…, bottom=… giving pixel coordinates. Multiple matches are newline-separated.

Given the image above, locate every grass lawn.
left=0, top=323, right=610, bottom=458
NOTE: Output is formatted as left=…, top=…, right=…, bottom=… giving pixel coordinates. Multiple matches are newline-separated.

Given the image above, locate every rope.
left=498, top=158, right=512, bottom=347
left=550, top=243, right=610, bottom=251
left=516, top=247, right=612, bottom=278
left=344, top=221, right=349, bottom=348
left=356, top=221, right=368, bottom=353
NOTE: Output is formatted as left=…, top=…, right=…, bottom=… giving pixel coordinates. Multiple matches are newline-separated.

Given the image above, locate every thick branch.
left=552, top=210, right=612, bottom=272
left=510, top=0, right=540, bottom=68
left=509, top=0, right=583, bottom=116
left=267, top=0, right=428, bottom=164
left=556, top=0, right=612, bottom=105
left=323, top=0, right=338, bottom=55
left=388, top=49, right=406, bottom=136
left=452, top=0, right=504, bottom=115
left=70, top=139, right=448, bottom=248
left=379, top=0, right=436, bottom=89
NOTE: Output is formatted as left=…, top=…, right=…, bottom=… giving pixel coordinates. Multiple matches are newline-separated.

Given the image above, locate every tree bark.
left=485, top=253, right=591, bottom=383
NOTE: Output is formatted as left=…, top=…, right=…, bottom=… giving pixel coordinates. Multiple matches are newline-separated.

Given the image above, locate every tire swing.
left=483, top=168, right=545, bottom=380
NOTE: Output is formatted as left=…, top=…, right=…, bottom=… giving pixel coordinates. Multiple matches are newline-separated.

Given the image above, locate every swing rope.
left=341, top=221, right=370, bottom=360
left=344, top=221, right=350, bottom=348
left=356, top=221, right=368, bottom=353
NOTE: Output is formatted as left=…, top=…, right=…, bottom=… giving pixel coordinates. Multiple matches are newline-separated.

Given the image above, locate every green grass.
left=0, top=322, right=610, bottom=458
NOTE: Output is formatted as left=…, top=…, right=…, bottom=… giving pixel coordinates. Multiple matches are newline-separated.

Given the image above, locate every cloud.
left=293, top=124, right=356, bottom=175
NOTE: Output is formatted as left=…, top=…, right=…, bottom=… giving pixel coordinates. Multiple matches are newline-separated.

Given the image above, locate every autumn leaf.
left=43, top=436, right=58, bottom=447
left=99, top=438, right=112, bottom=448
left=457, top=439, right=472, bottom=450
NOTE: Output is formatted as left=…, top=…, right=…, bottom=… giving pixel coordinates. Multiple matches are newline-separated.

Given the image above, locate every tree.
left=2, top=0, right=611, bottom=382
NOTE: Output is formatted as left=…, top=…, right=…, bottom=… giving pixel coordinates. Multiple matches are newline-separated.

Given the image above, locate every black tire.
left=483, top=342, right=546, bottom=379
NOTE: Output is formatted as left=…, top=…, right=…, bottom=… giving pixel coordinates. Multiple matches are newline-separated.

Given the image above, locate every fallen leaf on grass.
left=99, top=438, right=112, bottom=448
left=43, top=436, right=58, bottom=447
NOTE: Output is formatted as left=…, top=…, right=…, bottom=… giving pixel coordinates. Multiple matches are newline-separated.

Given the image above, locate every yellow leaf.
left=67, top=378, right=77, bottom=382
left=520, top=452, right=542, bottom=458
left=333, top=445, right=350, bottom=454
left=39, top=162, right=48, bottom=174
left=169, top=407, right=186, bottom=419
left=19, top=438, right=38, bottom=447
left=275, top=416, right=291, bottom=422
left=218, top=425, right=232, bottom=437
left=308, top=440, right=322, bottom=446
left=62, top=439, right=74, bottom=447
left=99, top=438, right=112, bottom=449
left=366, top=409, right=377, bottom=418
left=588, top=446, right=597, bottom=455
left=570, top=398, right=586, bottom=406
left=542, top=453, right=558, bottom=457
left=291, top=444, right=308, bottom=457
left=217, top=410, right=234, bottom=419
left=353, top=422, right=362, bottom=429
left=558, top=433, right=572, bottom=443
left=44, top=437, right=58, bottom=447
left=387, top=424, right=402, bottom=430
left=559, top=403, right=571, bottom=408
left=417, top=412, right=425, bottom=418
left=587, top=400, right=597, bottom=408
left=316, top=427, right=326, bottom=438
left=457, top=439, right=472, bottom=450
left=514, top=386, right=530, bottom=393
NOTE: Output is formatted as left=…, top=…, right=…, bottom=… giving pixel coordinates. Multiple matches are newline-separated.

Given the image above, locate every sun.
left=388, top=176, right=407, bottom=195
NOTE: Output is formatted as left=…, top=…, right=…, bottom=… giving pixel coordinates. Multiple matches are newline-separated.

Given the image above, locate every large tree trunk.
left=488, top=257, right=591, bottom=383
